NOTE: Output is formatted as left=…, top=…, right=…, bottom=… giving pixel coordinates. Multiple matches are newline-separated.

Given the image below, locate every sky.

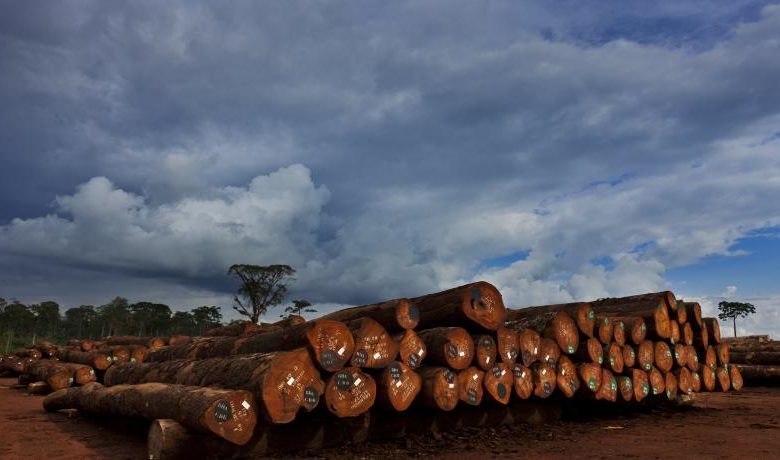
left=1, top=1, right=779, bottom=334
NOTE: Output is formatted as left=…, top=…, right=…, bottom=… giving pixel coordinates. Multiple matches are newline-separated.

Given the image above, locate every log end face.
left=576, top=303, right=596, bottom=338
left=262, top=348, right=325, bottom=423
left=203, top=391, right=257, bottom=446
left=444, top=328, right=475, bottom=370
left=463, top=282, right=506, bottom=330
left=325, top=367, right=376, bottom=417
left=396, top=299, right=420, bottom=330
left=553, top=312, right=579, bottom=354
left=306, top=320, right=355, bottom=372
left=383, top=362, right=422, bottom=411
left=512, top=364, right=534, bottom=399
left=486, top=363, right=514, bottom=404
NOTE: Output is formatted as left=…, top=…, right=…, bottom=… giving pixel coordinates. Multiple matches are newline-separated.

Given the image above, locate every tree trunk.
left=703, top=318, right=721, bottom=344
left=416, top=327, right=474, bottom=370
left=57, top=362, right=97, bottom=385
left=58, top=349, right=113, bottom=370
left=23, top=360, right=73, bottom=390
left=733, top=317, right=737, bottom=338
left=508, top=302, right=595, bottom=338
left=320, top=298, right=419, bottom=331
left=506, top=310, right=579, bottom=356
left=411, top=281, right=506, bottom=331
left=44, top=382, right=256, bottom=445
left=148, top=319, right=355, bottom=373
left=104, top=348, right=324, bottom=424
left=590, top=292, right=673, bottom=339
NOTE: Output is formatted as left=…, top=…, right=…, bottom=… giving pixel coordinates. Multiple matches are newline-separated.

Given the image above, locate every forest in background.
left=0, top=296, right=223, bottom=352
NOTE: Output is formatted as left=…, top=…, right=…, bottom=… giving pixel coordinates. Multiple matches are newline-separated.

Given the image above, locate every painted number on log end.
left=214, top=400, right=232, bottom=423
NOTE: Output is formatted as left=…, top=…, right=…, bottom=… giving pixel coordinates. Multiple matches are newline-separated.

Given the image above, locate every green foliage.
left=718, top=301, right=757, bottom=337
left=228, top=264, right=295, bottom=323
left=283, top=299, right=316, bottom=318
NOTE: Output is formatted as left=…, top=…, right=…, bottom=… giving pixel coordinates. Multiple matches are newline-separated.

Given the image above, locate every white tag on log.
left=485, top=356, right=491, bottom=364
left=242, top=400, right=251, bottom=410
left=395, top=380, right=403, bottom=388
left=448, top=383, right=455, bottom=389
left=472, top=374, right=479, bottom=381
left=373, top=352, right=382, bottom=360
left=353, top=377, right=362, bottom=386
left=287, top=377, right=296, bottom=386
left=337, top=346, right=346, bottom=355
left=458, top=351, right=465, bottom=357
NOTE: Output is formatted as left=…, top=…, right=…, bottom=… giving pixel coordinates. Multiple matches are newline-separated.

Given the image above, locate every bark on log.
left=681, top=301, right=703, bottom=329
left=205, top=321, right=264, bottom=337
left=320, top=298, right=419, bottom=331
left=0, top=355, right=34, bottom=374
left=374, top=361, right=421, bottom=412
left=485, top=362, right=513, bottom=404
left=24, top=360, right=73, bottom=390
left=729, top=351, right=780, bottom=365
left=415, top=367, right=459, bottom=411
left=637, top=340, right=654, bottom=372
left=324, top=367, right=376, bottom=417
left=417, top=327, right=474, bottom=370
left=703, top=318, right=721, bottom=344
left=412, top=281, right=506, bottom=331
left=456, top=366, right=485, bottom=406
left=57, top=362, right=97, bottom=385
left=168, top=335, right=191, bottom=346
left=44, top=382, right=256, bottom=445
left=723, top=335, right=770, bottom=344
left=517, top=329, right=541, bottom=366
left=148, top=319, right=355, bottom=373
left=532, top=362, right=557, bottom=399
left=472, top=334, right=497, bottom=371
left=347, top=318, right=398, bottom=368
left=394, top=330, right=426, bottom=369
left=495, top=327, right=519, bottom=364
left=556, top=355, right=579, bottom=398
left=106, top=336, right=167, bottom=351
left=57, top=349, right=112, bottom=370
left=15, top=349, right=42, bottom=359
left=508, top=302, right=595, bottom=338
left=104, top=349, right=324, bottom=424
left=734, top=364, right=780, bottom=386
left=506, top=310, right=579, bottom=355
left=26, top=381, right=53, bottom=395
left=33, top=342, right=58, bottom=358
left=512, top=364, right=533, bottom=399
left=591, top=292, right=672, bottom=339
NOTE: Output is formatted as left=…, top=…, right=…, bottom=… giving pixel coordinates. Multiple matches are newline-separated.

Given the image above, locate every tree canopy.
left=228, top=264, right=295, bottom=323
left=717, top=301, right=757, bottom=338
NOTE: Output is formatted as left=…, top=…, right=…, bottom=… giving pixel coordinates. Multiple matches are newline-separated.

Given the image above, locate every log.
left=729, top=365, right=743, bottom=391
left=637, top=340, right=654, bottom=372
left=394, top=330, right=427, bottom=369
left=412, top=281, right=506, bottom=331
left=728, top=343, right=780, bottom=353
left=539, top=338, right=561, bottom=366
left=531, top=362, right=557, bottom=399
left=508, top=302, right=595, bottom=338
left=723, top=335, right=770, bottom=344
left=324, top=367, right=376, bottom=417
left=101, top=345, right=131, bottom=363
left=495, top=327, right=519, bottom=364
left=694, top=322, right=709, bottom=351
left=669, top=321, right=680, bottom=345
left=517, top=329, right=541, bottom=366
left=574, top=337, right=604, bottom=365
left=26, top=381, right=53, bottom=395
left=270, top=315, right=306, bottom=329
left=128, top=345, right=148, bottom=363
left=674, top=301, right=687, bottom=325
left=168, top=335, right=191, bottom=346
left=15, top=348, right=42, bottom=359
left=80, top=340, right=95, bottom=351
left=715, top=366, right=730, bottom=392
left=591, top=292, right=672, bottom=339
left=705, top=346, right=717, bottom=368
left=703, top=318, right=721, bottom=344
left=556, top=355, right=579, bottom=398
left=416, top=367, right=459, bottom=411
left=682, top=322, right=694, bottom=346
left=485, top=362, right=514, bottom=404
left=23, top=361, right=73, bottom=390
left=375, top=361, right=421, bottom=411
left=417, top=327, right=474, bottom=370
left=45, top=382, right=256, bottom=445
left=0, top=355, right=33, bottom=374
left=33, top=341, right=59, bottom=358
left=106, top=336, right=167, bottom=351
left=617, top=375, right=633, bottom=402
left=691, top=370, right=702, bottom=392
left=57, top=349, right=113, bottom=370
left=512, top=364, right=534, bottom=399
left=607, top=316, right=647, bottom=345
left=622, top=344, right=636, bottom=368
left=148, top=319, right=355, bottom=373
left=700, top=365, right=716, bottom=391
left=653, top=341, right=674, bottom=372
left=729, top=351, right=780, bottom=365
left=663, top=371, right=677, bottom=400
left=685, top=345, right=700, bottom=371
left=594, top=316, right=614, bottom=345
left=456, top=366, right=485, bottom=406
left=612, top=319, right=626, bottom=347
left=605, top=342, right=624, bottom=374
left=57, top=362, right=97, bottom=385
left=671, top=343, right=687, bottom=369
left=596, top=368, right=617, bottom=402
left=681, top=301, right=703, bottom=329
left=104, top=349, right=324, bottom=424
left=205, top=321, right=264, bottom=337
left=472, top=334, right=497, bottom=371
left=673, top=367, right=694, bottom=396
left=648, top=367, right=665, bottom=396
left=320, top=298, right=419, bottom=331
left=507, top=310, right=579, bottom=355
left=717, top=342, right=730, bottom=365
left=578, top=363, right=602, bottom=394
left=734, top=364, right=780, bottom=386
left=347, top=318, right=399, bottom=368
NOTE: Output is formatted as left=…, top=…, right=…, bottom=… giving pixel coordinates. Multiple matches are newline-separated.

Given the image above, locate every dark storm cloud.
left=1, top=1, right=780, bottom=320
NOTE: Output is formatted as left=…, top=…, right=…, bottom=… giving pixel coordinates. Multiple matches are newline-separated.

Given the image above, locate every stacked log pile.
left=726, top=335, right=780, bottom=385
left=0, top=284, right=747, bottom=458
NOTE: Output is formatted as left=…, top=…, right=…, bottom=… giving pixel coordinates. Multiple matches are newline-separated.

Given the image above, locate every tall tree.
left=227, top=264, right=295, bottom=323
left=97, top=297, right=131, bottom=337
left=170, top=311, right=196, bottom=335
left=282, top=299, right=316, bottom=319
left=63, top=305, right=96, bottom=338
left=31, top=301, right=60, bottom=338
left=717, top=301, right=757, bottom=337
left=191, top=306, right=222, bottom=335
left=129, top=302, right=172, bottom=336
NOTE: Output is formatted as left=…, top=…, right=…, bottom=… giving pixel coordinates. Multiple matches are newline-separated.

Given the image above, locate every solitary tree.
left=228, top=264, right=295, bottom=323
left=282, top=299, right=316, bottom=319
left=717, top=301, right=757, bottom=337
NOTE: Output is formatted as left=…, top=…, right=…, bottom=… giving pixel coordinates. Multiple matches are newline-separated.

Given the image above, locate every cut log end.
left=485, top=363, right=514, bottom=404
left=631, top=369, right=650, bottom=402
left=305, top=320, right=356, bottom=372
left=638, top=340, right=655, bottom=372
left=201, top=392, right=258, bottom=446
left=419, top=327, right=474, bottom=370
left=262, top=348, right=326, bottom=423
left=715, top=366, right=730, bottom=392
left=377, top=362, right=422, bottom=412
left=396, top=299, right=420, bottom=330
left=717, top=343, right=730, bottom=365
left=664, top=372, right=678, bottom=401
left=605, top=343, right=624, bottom=374
left=648, top=367, right=665, bottom=396
left=622, top=344, right=636, bottom=368
left=556, top=355, right=579, bottom=398
left=548, top=312, right=579, bottom=355
left=670, top=321, right=681, bottom=345
left=595, top=316, right=614, bottom=345
left=729, top=365, right=744, bottom=391
left=396, top=330, right=427, bottom=369
left=703, top=318, right=721, bottom=344
left=456, top=366, right=485, bottom=406
left=612, top=320, right=626, bottom=347
left=539, top=338, right=561, bottom=366
left=654, top=341, right=673, bottom=372
left=463, top=282, right=507, bottom=330
left=617, top=375, right=633, bottom=402
left=576, top=303, right=596, bottom=338
left=532, top=362, right=557, bottom=399
left=349, top=318, right=399, bottom=368
left=683, top=322, right=694, bottom=346
left=495, top=327, right=520, bottom=364
left=417, top=367, right=459, bottom=411
left=512, top=364, right=534, bottom=399
left=473, top=334, right=497, bottom=371
left=596, top=369, right=617, bottom=402
left=578, top=363, right=602, bottom=394
left=325, top=367, right=377, bottom=418
left=518, top=329, right=541, bottom=366
left=700, top=365, right=717, bottom=392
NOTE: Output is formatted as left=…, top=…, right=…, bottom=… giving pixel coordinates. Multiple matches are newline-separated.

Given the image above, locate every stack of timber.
left=727, top=335, right=780, bottom=385
left=1, top=283, right=747, bottom=457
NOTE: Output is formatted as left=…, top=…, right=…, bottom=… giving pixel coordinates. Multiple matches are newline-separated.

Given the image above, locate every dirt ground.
left=2, top=377, right=779, bottom=459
